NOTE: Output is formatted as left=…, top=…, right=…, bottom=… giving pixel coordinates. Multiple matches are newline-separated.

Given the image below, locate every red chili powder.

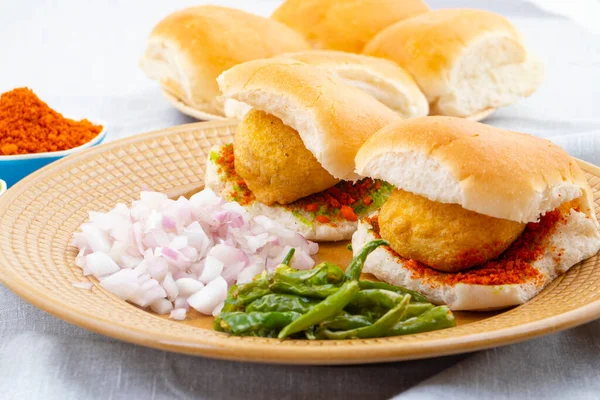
left=367, top=209, right=565, bottom=286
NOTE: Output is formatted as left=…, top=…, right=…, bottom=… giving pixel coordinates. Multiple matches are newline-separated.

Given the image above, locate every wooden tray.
left=1, top=120, right=599, bottom=365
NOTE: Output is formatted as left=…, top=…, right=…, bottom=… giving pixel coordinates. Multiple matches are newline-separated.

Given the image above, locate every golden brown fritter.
left=234, top=109, right=339, bottom=205
left=378, top=189, right=526, bottom=272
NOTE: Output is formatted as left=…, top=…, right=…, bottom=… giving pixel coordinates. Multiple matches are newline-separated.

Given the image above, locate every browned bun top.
left=272, top=0, right=430, bottom=53
left=218, top=58, right=399, bottom=181
left=356, top=116, right=594, bottom=223
left=140, top=6, right=311, bottom=116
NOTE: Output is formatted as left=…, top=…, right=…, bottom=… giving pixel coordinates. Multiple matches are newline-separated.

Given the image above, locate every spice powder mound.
left=367, top=209, right=566, bottom=286
left=0, top=87, right=103, bottom=155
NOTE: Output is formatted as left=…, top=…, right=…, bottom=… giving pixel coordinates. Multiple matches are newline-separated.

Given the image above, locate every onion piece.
left=176, top=278, right=204, bottom=297
left=150, top=298, right=173, bottom=315
left=188, top=276, right=228, bottom=315
left=169, top=308, right=187, bottom=320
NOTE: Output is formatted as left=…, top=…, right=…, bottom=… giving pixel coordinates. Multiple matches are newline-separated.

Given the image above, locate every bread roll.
left=353, top=116, right=600, bottom=310
left=281, top=50, right=428, bottom=118
left=217, top=58, right=399, bottom=181
left=355, top=116, right=595, bottom=224
left=271, top=0, right=429, bottom=53
left=363, top=9, right=544, bottom=120
left=140, top=6, right=310, bottom=119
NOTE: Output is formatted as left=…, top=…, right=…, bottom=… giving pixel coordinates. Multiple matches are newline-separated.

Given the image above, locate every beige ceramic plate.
left=1, top=120, right=600, bottom=365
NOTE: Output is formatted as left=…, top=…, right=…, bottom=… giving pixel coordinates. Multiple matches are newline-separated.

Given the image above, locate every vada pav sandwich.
left=272, top=0, right=430, bottom=53
left=352, top=116, right=600, bottom=310
left=363, top=9, right=544, bottom=121
left=140, top=6, right=310, bottom=119
left=224, top=50, right=429, bottom=120
left=206, top=59, right=399, bottom=241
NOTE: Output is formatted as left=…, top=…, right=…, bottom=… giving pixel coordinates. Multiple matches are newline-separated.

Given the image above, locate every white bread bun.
left=355, top=116, right=596, bottom=224
left=353, top=209, right=600, bottom=310
left=140, top=6, right=310, bottom=118
left=272, top=0, right=429, bottom=53
left=217, top=59, right=399, bottom=181
left=222, top=51, right=429, bottom=120
left=278, top=50, right=428, bottom=118
left=363, top=9, right=544, bottom=119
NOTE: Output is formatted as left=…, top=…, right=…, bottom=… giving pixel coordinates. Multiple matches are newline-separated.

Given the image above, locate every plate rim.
left=1, top=119, right=600, bottom=365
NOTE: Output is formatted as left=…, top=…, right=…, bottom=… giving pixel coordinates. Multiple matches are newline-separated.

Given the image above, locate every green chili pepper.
left=274, top=262, right=345, bottom=286
left=305, top=326, right=317, bottom=340
left=348, top=289, right=403, bottom=311
left=215, top=311, right=302, bottom=336
left=221, top=273, right=272, bottom=312
left=388, top=306, right=456, bottom=336
left=358, top=280, right=428, bottom=303
left=278, top=280, right=360, bottom=339
left=316, top=294, right=411, bottom=340
left=269, top=281, right=339, bottom=298
left=320, top=312, right=373, bottom=330
left=246, top=294, right=319, bottom=314
left=402, top=303, right=435, bottom=320
left=281, top=248, right=295, bottom=266
left=345, top=239, right=388, bottom=281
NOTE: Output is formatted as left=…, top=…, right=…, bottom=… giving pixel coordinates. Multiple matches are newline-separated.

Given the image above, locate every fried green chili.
left=278, top=280, right=360, bottom=339
left=215, top=240, right=455, bottom=340
left=316, top=294, right=411, bottom=340
left=358, top=280, right=428, bottom=303
left=345, top=239, right=388, bottom=281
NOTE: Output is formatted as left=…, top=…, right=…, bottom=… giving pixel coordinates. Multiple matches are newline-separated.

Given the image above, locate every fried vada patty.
left=379, top=190, right=526, bottom=272
left=234, top=109, right=340, bottom=205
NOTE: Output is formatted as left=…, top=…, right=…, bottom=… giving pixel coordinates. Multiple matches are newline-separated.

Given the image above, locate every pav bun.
left=355, top=116, right=594, bottom=224
left=224, top=51, right=428, bottom=120
left=140, top=6, right=310, bottom=118
left=353, top=116, right=600, bottom=310
left=363, top=9, right=544, bottom=120
left=280, top=51, right=428, bottom=118
left=218, top=58, right=399, bottom=181
left=272, top=0, right=429, bottom=53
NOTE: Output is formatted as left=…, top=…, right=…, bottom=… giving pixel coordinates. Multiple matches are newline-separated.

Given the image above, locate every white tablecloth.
left=1, top=1, right=600, bottom=399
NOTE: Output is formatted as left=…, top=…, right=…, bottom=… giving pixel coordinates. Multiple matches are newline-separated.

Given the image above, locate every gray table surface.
left=1, top=1, right=600, bottom=399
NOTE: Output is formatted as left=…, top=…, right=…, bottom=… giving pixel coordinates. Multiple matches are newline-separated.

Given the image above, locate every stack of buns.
left=141, top=3, right=543, bottom=121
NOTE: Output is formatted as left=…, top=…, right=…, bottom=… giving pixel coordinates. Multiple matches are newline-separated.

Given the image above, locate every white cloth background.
left=0, top=1, right=599, bottom=399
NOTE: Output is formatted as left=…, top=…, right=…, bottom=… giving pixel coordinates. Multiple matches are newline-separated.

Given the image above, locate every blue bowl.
left=0, top=123, right=107, bottom=188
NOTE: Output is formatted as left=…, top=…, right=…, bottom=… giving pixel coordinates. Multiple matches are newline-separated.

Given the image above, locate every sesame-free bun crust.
left=356, top=116, right=596, bottom=224
left=280, top=50, right=428, bottom=118
left=218, top=59, right=399, bottom=181
left=140, top=6, right=310, bottom=118
left=271, top=0, right=429, bottom=53
left=353, top=211, right=600, bottom=310
left=363, top=9, right=544, bottom=118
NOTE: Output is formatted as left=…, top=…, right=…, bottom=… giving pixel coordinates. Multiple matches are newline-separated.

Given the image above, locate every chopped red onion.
left=72, top=189, right=318, bottom=319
